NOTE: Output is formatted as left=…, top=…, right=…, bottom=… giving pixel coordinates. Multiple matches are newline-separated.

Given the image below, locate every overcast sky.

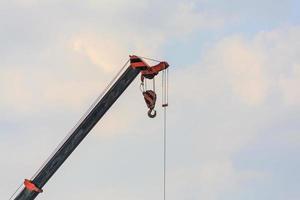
left=1, top=0, right=300, bottom=199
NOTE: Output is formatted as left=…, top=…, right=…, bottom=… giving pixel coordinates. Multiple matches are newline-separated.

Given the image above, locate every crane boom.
left=14, top=55, right=169, bottom=200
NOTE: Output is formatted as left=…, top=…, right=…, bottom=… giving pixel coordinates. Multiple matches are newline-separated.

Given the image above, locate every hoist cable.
left=8, top=182, right=23, bottom=200
left=162, top=70, right=164, bottom=104
left=31, top=59, right=130, bottom=180
left=153, top=77, right=156, bottom=92
left=166, top=68, right=169, bottom=104
left=145, top=78, right=148, bottom=90
left=163, top=106, right=167, bottom=200
left=138, top=56, right=161, bottom=63
left=161, top=68, right=168, bottom=200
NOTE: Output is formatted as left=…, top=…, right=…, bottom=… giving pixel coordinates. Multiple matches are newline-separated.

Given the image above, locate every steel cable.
left=31, top=59, right=130, bottom=180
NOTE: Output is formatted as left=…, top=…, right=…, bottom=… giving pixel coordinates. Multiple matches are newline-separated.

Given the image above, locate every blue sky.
left=1, top=0, right=300, bottom=200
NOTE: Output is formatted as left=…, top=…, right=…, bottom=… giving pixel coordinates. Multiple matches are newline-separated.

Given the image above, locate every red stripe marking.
left=131, top=62, right=147, bottom=68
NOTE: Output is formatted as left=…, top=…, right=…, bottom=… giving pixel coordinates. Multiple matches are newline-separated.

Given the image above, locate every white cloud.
left=163, top=1, right=224, bottom=37
left=167, top=25, right=300, bottom=200
left=68, top=0, right=226, bottom=70
left=71, top=32, right=130, bottom=72
left=200, top=161, right=268, bottom=199
left=203, top=35, right=269, bottom=105
left=0, top=69, right=34, bottom=112
left=279, top=64, right=300, bottom=106
left=0, top=67, right=104, bottom=112
left=167, top=161, right=266, bottom=200
left=178, top=25, right=300, bottom=107
left=0, top=0, right=227, bottom=114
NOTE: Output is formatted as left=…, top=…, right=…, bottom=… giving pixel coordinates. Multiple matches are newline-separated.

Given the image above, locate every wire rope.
left=8, top=182, right=23, bottom=200
left=31, top=59, right=130, bottom=179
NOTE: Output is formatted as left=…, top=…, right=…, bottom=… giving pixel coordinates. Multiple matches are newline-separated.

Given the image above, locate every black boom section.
left=15, top=66, right=140, bottom=200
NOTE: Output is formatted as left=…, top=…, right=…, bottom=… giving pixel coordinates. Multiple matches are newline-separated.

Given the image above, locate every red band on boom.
left=24, top=179, right=43, bottom=193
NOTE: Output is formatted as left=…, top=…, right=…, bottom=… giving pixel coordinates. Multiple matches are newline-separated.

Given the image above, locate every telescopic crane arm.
left=14, top=55, right=169, bottom=200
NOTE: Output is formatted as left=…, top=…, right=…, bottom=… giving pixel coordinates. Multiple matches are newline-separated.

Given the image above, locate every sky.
left=1, top=0, right=300, bottom=199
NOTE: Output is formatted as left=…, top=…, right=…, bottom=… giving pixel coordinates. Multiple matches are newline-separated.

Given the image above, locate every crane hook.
left=143, top=90, right=157, bottom=118
left=148, top=109, right=157, bottom=118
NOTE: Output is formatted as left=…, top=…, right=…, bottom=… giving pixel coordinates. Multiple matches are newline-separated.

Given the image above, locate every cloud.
left=71, top=32, right=130, bottom=72
left=196, top=160, right=264, bottom=200
left=167, top=161, right=266, bottom=200
left=167, top=25, right=300, bottom=199
left=203, top=35, right=269, bottom=105
left=0, top=67, right=105, bottom=113
left=161, top=1, right=224, bottom=37
left=0, top=69, right=34, bottom=112
left=279, top=64, right=300, bottom=106
left=177, top=25, right=300, bottom=107
left=67, top=0, right=226, bottom=70
left=0, top=0, right=228, bottom=116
